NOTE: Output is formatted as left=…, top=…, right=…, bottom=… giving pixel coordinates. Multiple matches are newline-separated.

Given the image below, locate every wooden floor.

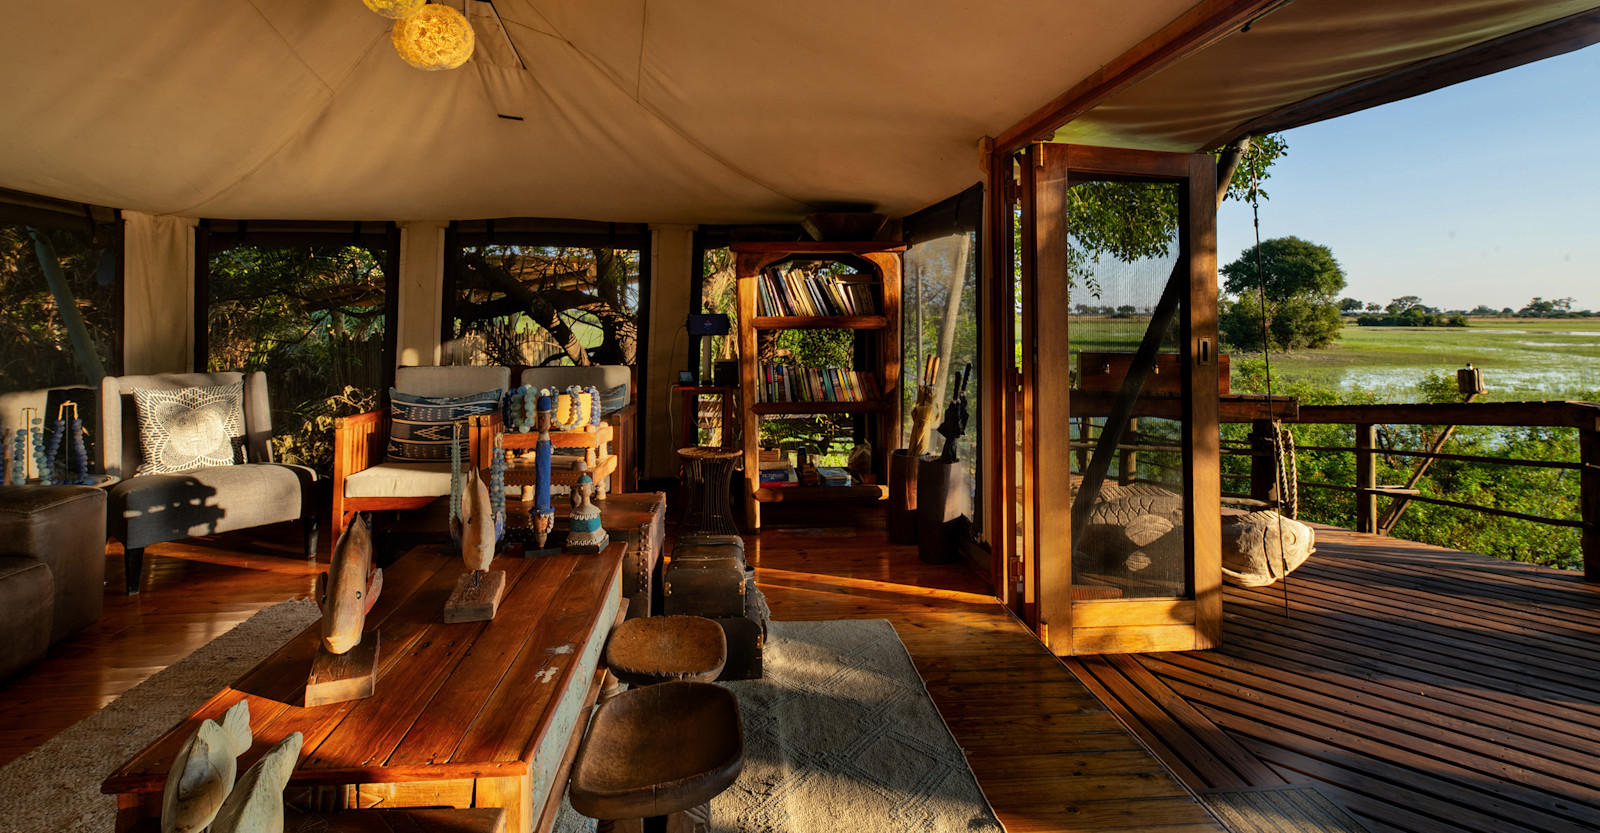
left=746, top=510, right=1225, bottom=833
left=0, top=506, right=1224, bottom=833
left=1069, top=525, right=1600, bottom=833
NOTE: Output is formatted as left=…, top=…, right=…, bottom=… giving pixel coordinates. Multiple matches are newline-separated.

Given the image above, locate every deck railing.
left=1232, top=401, right=1600, bottom=581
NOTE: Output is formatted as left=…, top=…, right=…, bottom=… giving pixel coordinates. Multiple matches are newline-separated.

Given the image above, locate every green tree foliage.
left=452, top=246, right=640, bottom=367
left=0, top=224, right=118, bottom=392
left=1338, top=297, right=1364, bottom=313
left=1218, top=236, right=1346, bottom=351
left=206, top=244, right=388, bottom=476
left=1223, top=362, right=1588, bottom=570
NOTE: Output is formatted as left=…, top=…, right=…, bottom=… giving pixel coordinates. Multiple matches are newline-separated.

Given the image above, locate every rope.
left=1275, top=424, right=1298, bottom=520
left=1247, top=161, right=1293, bottom=619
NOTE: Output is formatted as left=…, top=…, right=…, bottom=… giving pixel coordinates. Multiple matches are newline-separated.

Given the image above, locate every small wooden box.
left=1076, top=351, right=1230, bottom=395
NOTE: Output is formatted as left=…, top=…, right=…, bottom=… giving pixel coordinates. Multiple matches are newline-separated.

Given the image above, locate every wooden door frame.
left=1012, top=143, right=1220, bottom=654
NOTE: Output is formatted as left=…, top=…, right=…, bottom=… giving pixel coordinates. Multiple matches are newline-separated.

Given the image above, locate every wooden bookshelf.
left=732, top=241, right=902, bottom=530
left=751, top=315, right=888, bottom=330
left=751, top=401, right=888, bottom=415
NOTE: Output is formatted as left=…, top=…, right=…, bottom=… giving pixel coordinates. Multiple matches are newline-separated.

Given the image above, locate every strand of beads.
left=42, top=415, right=66, bottom=485
left=71, top=416, right=89, bottom=484
left=31, top=419, right=49, bottom=485
left=9, top=427, right=25, bottom=484
left=489, top=432, right=506, bottom=541
left=449, top=420, right=463, bottom=522
left=585, top=385, right=602, bottom=426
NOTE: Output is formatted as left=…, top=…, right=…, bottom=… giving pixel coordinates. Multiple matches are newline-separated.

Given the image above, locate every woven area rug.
left=0, top=599, right=320, bottom=833
left=557, top=619, right=1005, bottom=833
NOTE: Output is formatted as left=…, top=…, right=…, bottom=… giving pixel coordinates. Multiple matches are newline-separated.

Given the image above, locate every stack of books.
left=758, top=364, right=881, bottom=404
left=816, top=466, right=852, bottom=487
left=756, top=267, right=879, bottom=317
left=758, top=459, right=797, bottom=487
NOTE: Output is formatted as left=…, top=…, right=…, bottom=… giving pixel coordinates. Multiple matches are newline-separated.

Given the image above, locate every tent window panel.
left=449, top=244, right=641, bottom=369
left=903, top=230, right=981, bottom=532
left=0, top=221, right=120, bottom=392
left=202, top=242, right=390, bottom=477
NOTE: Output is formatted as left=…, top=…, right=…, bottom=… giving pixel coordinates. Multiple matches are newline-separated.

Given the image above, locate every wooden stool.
left=605, top=615, right=728, bottom=687
left=569, top=681, right=744, bottom=833
left=676, top=447, right=741, bottom=536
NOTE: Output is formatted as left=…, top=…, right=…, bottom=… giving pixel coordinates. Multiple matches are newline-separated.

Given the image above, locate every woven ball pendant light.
left=362, top=0, right=427, bottom=19
left=391, top=4, right=476, bottom=71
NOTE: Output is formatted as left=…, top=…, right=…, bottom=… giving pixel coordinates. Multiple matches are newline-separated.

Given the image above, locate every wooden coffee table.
left=103, top=545, right=625, bottom=833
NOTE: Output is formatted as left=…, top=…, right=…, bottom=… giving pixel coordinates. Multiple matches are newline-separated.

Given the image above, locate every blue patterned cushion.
left=133, top=383, right=247, bottom=474
left=598, top=383, right=629, bottom=414
left=386, top=388, right=502, bottom=461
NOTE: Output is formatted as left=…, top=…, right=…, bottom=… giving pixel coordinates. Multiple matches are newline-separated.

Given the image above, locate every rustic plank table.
left=103, top=545, right=625, bottom=833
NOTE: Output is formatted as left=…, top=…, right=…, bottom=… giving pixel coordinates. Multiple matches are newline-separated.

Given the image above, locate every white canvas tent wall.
left=3, top=0, right=1596, bottom=477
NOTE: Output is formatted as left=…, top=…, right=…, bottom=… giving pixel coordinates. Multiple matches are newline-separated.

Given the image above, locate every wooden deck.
left=1069, top=525, right=1600, bottom=833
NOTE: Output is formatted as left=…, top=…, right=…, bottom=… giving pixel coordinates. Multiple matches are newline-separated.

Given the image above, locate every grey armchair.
left=99, top=371, right=317, bottom=593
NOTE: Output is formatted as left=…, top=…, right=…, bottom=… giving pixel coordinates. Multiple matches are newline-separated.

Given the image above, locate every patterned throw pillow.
left=387, top=388, right=502, bottom=461
left=133, top=383, right=248, bottom=475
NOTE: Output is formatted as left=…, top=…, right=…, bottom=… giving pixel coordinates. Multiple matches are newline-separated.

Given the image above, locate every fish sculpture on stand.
left=208, top=731, right=304, bottom=833
left=444, top=465, right=508, bottom=622
left=305, top=515, right=383, bottom=706
left=160, top=700, right=251, bottom=833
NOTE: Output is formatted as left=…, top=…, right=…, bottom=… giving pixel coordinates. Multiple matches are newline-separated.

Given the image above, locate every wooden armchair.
left=330, top=366, right=510, bottom=541
left=516, top=365, right=636, bottom=493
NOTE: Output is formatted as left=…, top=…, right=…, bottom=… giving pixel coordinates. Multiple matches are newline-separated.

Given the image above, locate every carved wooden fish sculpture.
left=460, top=465, right=496, bottom=572
left=318, top=514, right=382, bottom=655
left=209, top=731, right=304, bottom=833
left=161, top=700, right=251, bottom=833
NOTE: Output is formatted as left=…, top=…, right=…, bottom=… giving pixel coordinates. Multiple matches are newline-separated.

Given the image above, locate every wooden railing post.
left=1119, top=418, right=1138, bottom=486
left=1250, top=419, right=1280, bottom=507
left=1582, top=423, right=1599, bottom=583
left=1355, top=423, right=1377, bottom=534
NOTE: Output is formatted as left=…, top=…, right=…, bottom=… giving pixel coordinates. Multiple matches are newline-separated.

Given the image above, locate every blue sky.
left=1216, top=43, right=1600, bottom=313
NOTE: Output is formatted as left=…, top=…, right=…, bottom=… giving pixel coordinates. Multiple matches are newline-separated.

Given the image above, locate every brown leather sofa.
left=0, top=485, right=107, bottom=679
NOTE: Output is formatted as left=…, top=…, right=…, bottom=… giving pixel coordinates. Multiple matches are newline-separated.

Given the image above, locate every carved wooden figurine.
left=444, top=466, right=507, bottom=622
left=208, top=731, right=304, bottom=833
left=533, top=391, right=555, bottom=547
left=564, top=460, right=609, bottom=553
left=161, top=700, right=251, bottom=833
left=306, top=515, right=382, bottom=707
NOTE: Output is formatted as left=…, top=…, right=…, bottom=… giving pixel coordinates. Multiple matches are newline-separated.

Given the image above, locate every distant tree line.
left=1336, top=295, right=1595, bottom=321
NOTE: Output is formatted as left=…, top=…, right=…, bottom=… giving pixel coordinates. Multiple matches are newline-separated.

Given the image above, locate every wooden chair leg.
left=303, top=513, right=320, bottom=559
left=124, top=546, right=144, bottom=595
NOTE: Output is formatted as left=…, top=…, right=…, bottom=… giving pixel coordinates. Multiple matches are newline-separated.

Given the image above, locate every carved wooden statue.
left=306, top=515, right=383, bottom=707
left=564, top=460, right=609, bottom=553
left=444, top=465, right=508, bottom=622
left=208, top=731, right=304, bottom=833
left=935, top=363, right=972, bottom=464
left=161, top=700, right=251, bottom=833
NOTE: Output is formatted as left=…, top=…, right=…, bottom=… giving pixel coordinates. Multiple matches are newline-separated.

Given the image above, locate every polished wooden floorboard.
left=1072, top=525, right=1600, bottom=833
left=0, top=508, right=1224, bottom=832
left=0, top=522, right=320, bottom=766
left=745, top=510, right=1224, bottom=833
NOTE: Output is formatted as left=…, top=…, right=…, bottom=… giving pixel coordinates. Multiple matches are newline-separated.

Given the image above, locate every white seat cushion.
left=343, top=461, right=453, bottom=498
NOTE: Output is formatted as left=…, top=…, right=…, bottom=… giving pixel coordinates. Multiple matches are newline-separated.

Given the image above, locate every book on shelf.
left=759, top=461, right=798, bottom=485
left=816, top=466, right=852, bottom=487
left=757, top=267, right=879, bottom=317
left=758, top=364, right=881, bottom=404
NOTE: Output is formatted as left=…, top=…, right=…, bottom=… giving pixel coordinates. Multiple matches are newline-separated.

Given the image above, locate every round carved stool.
left=605, top=615, right=728, bottom=687
left=569, top=681, right=744, bottom=833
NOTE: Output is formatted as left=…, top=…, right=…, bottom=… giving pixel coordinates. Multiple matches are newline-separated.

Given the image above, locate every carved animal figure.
left=161, top=700, right=251, bottom=833
left=1222, top=510, right=1316, bottom=587
left=460, top=465, right=496, bottom=572
left=209, top=731, right=304, bottom=833
left=318, top=515, right=382, bottom=655
left=1077, top=487, right=1186, bottom=577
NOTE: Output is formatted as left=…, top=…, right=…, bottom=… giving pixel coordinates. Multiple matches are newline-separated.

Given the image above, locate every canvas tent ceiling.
left=1, top=0, right=1596, bottom=225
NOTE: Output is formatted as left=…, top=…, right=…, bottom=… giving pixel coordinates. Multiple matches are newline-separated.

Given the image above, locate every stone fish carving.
left=208, top=731, right=304, bottom=833
left=161, top=700, right=251, bottom=833
left=1221, top=510, right=1316, bottom=587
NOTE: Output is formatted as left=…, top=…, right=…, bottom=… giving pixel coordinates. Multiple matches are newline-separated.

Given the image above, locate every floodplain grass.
left=1242, top=318, right=1600, bottom=402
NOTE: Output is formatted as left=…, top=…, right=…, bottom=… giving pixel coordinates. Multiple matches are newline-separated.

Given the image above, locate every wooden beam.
left=1216, top=7, right=1600, bottom=148
left=1295, top=401, right=1600, bottom=429
left=994, top=0, right=1282, bottom=155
